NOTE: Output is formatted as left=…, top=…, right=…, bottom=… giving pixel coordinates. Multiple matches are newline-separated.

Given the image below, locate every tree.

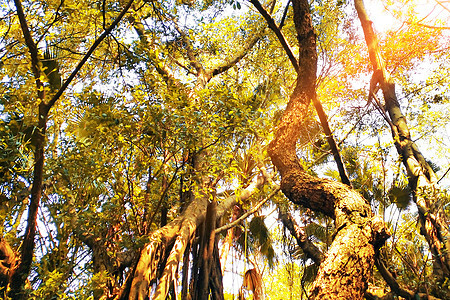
left=2, top=0, right=135, bottom=298
left=355, top=0, right=450, bottom=282
left=0, top=0, right=449, bottom=299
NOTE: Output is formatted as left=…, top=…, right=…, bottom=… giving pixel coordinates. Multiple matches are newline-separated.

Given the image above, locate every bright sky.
left=369, top=0, right=450, bottom=32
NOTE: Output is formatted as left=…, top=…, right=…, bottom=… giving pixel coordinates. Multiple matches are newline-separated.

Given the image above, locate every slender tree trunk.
left=267, top=0, right=389, bottom=298
left=9, top=2, right=48, bottom=297
left=354, top=0, right=450, bottom=282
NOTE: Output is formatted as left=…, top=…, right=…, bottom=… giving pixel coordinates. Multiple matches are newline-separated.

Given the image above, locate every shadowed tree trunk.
left=266, top=0, right=389, bottom=298
left=192, top=200, right=217, bottom=300
left=354, top=0, right=450, bottom=283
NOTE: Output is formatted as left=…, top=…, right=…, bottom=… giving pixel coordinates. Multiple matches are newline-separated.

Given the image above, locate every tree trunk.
left=192, top=200, right=216, bottom=299
left=354, top=0, right=450, bottom=282
left=9, top=2, right=48, bottom=297
left=267, top=0, right=389, bottom=298
left=209, top=239, right=225, bottom=300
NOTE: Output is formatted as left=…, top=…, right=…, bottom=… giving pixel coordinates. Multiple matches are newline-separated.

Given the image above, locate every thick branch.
left=354, top=0, right=387, bottom=76
left=253, top=0, right=349, bottom=186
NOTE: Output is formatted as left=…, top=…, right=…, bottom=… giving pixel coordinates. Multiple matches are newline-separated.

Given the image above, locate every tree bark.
left=0, top=238, right=16, bottom=295
left=267, top=0, right=389, bottom=298
left=209, top=239, right=225, bottom=300
left=354, top=0, right=450, bottom=282
left=193, top=200, right=216, bottom=299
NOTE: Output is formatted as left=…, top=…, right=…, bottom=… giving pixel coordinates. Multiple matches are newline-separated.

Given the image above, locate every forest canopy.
left=0, top=0, right=449, bottom=299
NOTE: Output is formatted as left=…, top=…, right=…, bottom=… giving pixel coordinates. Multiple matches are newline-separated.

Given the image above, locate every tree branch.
left=47, top=0, right=136, bottom=112
left=355, top=0, right=450, bottom=279
left=279, top=208, right=324, bottom=265
left=249, top=0, right=300, bottom=74
left=373, top=255, right=442, bottom=300
left=312, top=95, right=352, bottom=187
left=172, top=20, right=203, bottom=74
left=375, top=255, right=415, bottom=299
left=9, top=1, right=136, bottom=298
left=129, top=14, right=179, bottom=87
left=13, top=0, right=44, bottom=102
left=209, top=30, right=264, bottom=78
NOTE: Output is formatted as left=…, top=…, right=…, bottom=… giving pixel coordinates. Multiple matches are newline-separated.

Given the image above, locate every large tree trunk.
left=354, top=0, right=450, bottom=282
left=267, top=0, right=389, bottom=298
